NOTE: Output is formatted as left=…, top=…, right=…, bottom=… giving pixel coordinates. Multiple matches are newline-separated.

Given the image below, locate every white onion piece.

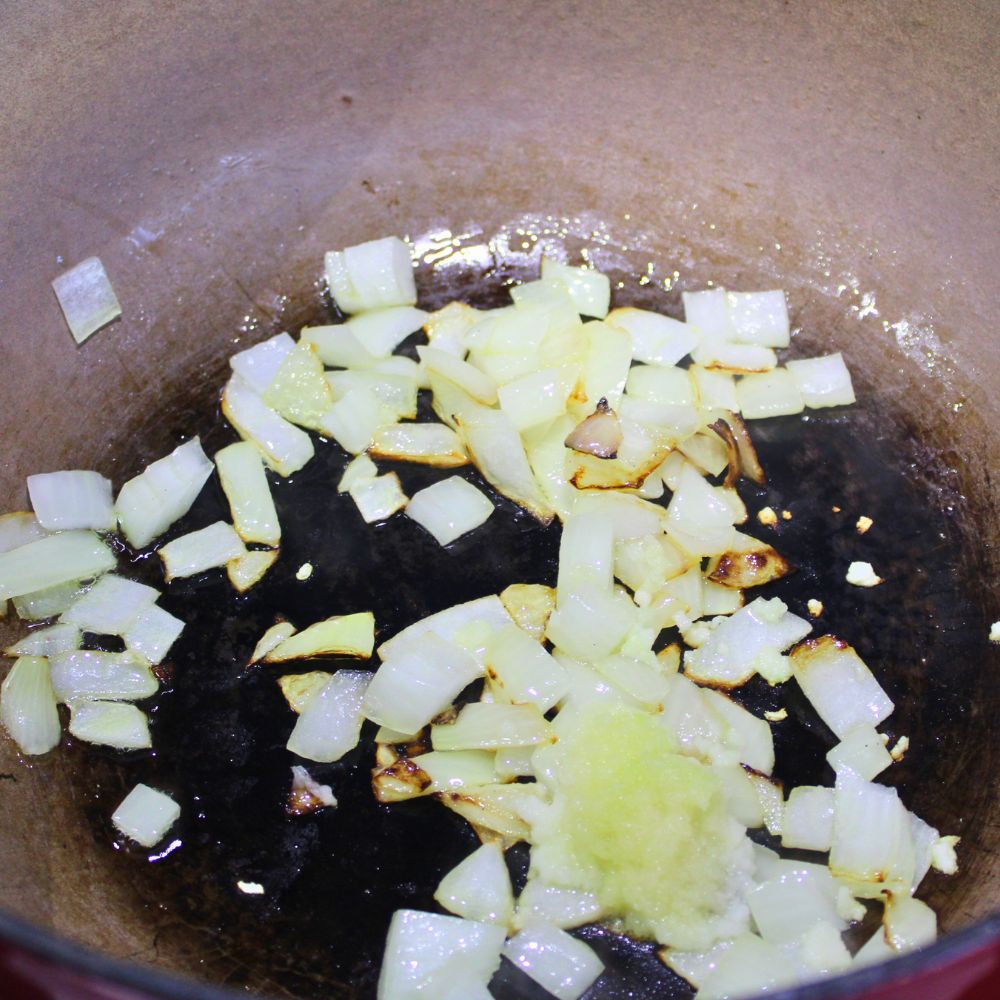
left=523, top=416, right=578, bottom=519
left=545, top=584, right=636, bottom=663
left=263, top=611, right=375, bottom=661
left=693, top=332, right=778, bottom=374
left=659, top=938, right=735, bottom=990
left=459, top=407, right=555, bottom=523
left=781, top=786, right=835, bottom=852
left=678, top=432, right=730, bottom=477
left=797, top=920, right=852, bottom=976
left=626, top=365, right=696, bottom=405
left=594, top=654, right=673, bottom=711
left=68, top=700, right=151, bottom=749
left=513, top=881, right=604, bottom=933
left=376, top=909, right=505, bottom=1000
left=221, top=375, right=315, bottom=477
left=712, top=764, right=765, bottom=828
left=509, top=279, right=579, bottom=329
left=432, top=702, right=551, bottom=751
left=278, top=671, right=332, bottom=714
left=791, top=636, right=893, bottom=739
left=51, top=256, right=121, bottom=344
left=498, top=365, right=578, bottom=432
left=337, top=454, right=378, bottom=493
left=414, top=750, right=498, bottom=793
left=684, top=597, right=811, bottom=688
left=0, top=512, right=49, bottom=553
left=786, top=354, right=857, bottom=408
left=486, top=622, right=568, bottom=712
left=540, top=257, right=610, bottom=318
left=504, top=921, right=604, bottom=1000
left=318, top=386, right=388, bottom=455
left=348, top=473, right=408, bottom=524
left=405, top=476, right=494, bottom=546
left=111, top=783, right=180, bottom=848
left=122, top=604, right=185, bottom=665
left=884, top=893, right=937, bottom=953
left=573, top=492, right=666, bottom=540
left=369, top=423, right=468, bottom=467
left=362, top=632, right=482, bottom=733
left=326, top=237, right=417, bottom=314
left=286, top=669, right=371, bottom=763
left=691, top=366, right=739, bottom=412
left=229, top=333, right=296, bottom=395
left=830, top=771, right=915, bottom=897
left=227, top=547, right=279, bottom=593
left=696, top=932, right=799, bottom=999
left=158, top=521, right=245, bottom=582
left=327, top=368, right=418, bottom=422
left=27, top=470, right=114, bottom=532
left=726, top=290, right=790, bottom=348
left=665, top=462, right=737, bottom=557
left=827, top=724, right=893, bottom=780
left=578, top=322, right=632, bottom=411
left=377, top=595, right=512, bottom=665
left=702, top=690, right=776, bottom=775
left=605, top=307, right=699, bottom=367
left=434, top=842, right=515, bottom=926
left=702, top=581, right=743, bottom=616
left=736, top=369, right=805, bottom=419
left=423, top=301, right=481, bottom=355
left=0, top=530, right=115, bottom=603
left=12, top=579, right=92, bottom=621
left=557, top=511, right=614, bottom=600
left=49, top=650, right=158, bottom=703
left=496, top=745, right=537, bottom=779
left=853, top=926, right=896, bottom=967
left=115, top=438, right=215, bottom=548
left=682, top=288, right=735, bottom=338
left=300, top=323, right=378, bottom=368
left=214, top=441, right=280, bottom=546
left=251, top=622, right=297, bottom=663
left=342, top=305, right=428, bottom=357
left=4, top=622, right=82, bottom=658
left=418, top=345, right=497, bottom=404
left=749, top=870, right=844, bottom=944
left=930, top=834, right=960, bottom=877
left=60, top=574, right=159, bottom=635
left=0, top=656, right=61, bottom=755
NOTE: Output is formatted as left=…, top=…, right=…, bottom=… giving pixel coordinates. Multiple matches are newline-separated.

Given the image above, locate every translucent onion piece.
left=883, top=894, right=937, bottom=953
left=0, top=656, right=61, bottom=755
left=693, top=332, right=778, bottom=374
left=540, top=257, right=610, bottom=318
left=605, top=307, right=699, bottom=367
left=318, top=386, right=388, bottom=455
left=826, top=724, right=893, bottom=780
left=682, top=288, right=735, bottom=338
left=376, top=909, right=505, bottom=1000
left=702, top=690, right=776, bottom=775
left=122, top=604, right=185, bottom=665
left=363, top=632, right=483, bottom=734
left=658, top=938, right=735, bottom=990
left=229, top=332, right=295, bottom=395
left=51, top=256, right=121, bottom=344
left=348, top=472, right=409, bottom=524
left=328, top=368, right=419, bottom=421
left=0, top=512, right=49, bottom=553
left=4, top=622, right=82, bottom=658
left=49, top=650, right=158, bottom=703
left=417, top=345, right=497, bottom=404
left=712, top=764, right=765, bottom=828
left=432, top=702, right=551, bottom=751
left=500, top=365, right=579, bottom=434
left=736, top=369, right=805, bottom=419
left=422, top=301, right=481, bottom=356
left=337, top=454, right=378, bottom=493
left=545, top=584, right=636, bottom=663
left=111, top=783, right=180, bottom=848
left=496, top=745, right=537, bottom=780
left=12, top=579, right=92, bottom=622
left=748, top=869, right=844, bottom=945
left=707, top=531, right=790, bottom=589
left=68, top=700, right=151, bottom=749
left=523, top=415, right=578, bottom=519
left=504, top=921, right=605, bottom=1000
left=369, top=423, right=468, bottom=467
left=300, top=323, right=377, bottom=368
left=557, top=510, right=614, bottom=599
left=60, top=573, right=159, bottom=635
left=0, top=530, right=115, bottom=602
left=286, top=669, right=371, bottom=763
left=790, top=636, right=893, bottom=739
left=578, top=322, right=632, bottom=411
left=726, top=290, right=790, bottom=348
left=326, top=237, right=417, bottom=314
left=278, top=671, right=332, bottom=714
left=251, top=621, right=297, bottom=664
left=626, top=365, right=697, bottom=406
left=221, top=375, right=315, bottom=477
left=263, top=611, right=375, bottom=662
left=440, top=782, right=548, bottom=848
left=513, top=881, right=604, bottom=933
left=372, top=750, right=497, bottom=803
left=485, top=622, right=568, bottom=712
left=114, top=437, right=215, bottom=548
left=499, top=583, right=556, bottom=642
left=684, top=597, right=811, bottom=688
left=691, top=366, right=739, bottom=412
left=214, top=441, right=281, bottom=546
left=575, top=492, right=667, bottom=540
left=158, top=521, right=246, bottom=582
left=665, top=463, right=737, bottom=557
left=405, top=476, right=494, bottom=546
left=434, top=842, right=515, bottom=926
left=781, top=786, right=835, bottom=852
left=695, top=932, right=799, bottom=999
left=798, top=920, right=852, bottom=976
left=27, top=470, right=114, bottom=532
left=786, top=353, right=856, bottom=408
left=342, top=305, right=428, bottom=357
left=226, top=548, right=280, bottom=593
left=677, top=431, right=729, bottom=477
left=288, top=764, right=337, bottom=815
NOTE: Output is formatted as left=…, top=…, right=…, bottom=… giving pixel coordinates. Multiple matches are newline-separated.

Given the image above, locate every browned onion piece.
left=707, top=533, right=793, bottom=588
left=709, top=418, right=742, bottom=489
left=564, top=398, right=623, bottom=459
left=710, top=412, right=766, bottom=486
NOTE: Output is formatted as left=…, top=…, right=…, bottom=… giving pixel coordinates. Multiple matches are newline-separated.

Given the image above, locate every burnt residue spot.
left=361, top=179, right=375, bottom=194
left=340, top=95, right=353, bottom=106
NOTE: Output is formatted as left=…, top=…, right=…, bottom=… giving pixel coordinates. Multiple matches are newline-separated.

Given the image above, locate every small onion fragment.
left=369, top=423, right=468, bottom=467
left=781, top=786, right=835, bottom=852
left=348, top=473, right=409, bottom=524
left=541, top=257, right=610, bottom=318
left=735, top=369, right=805, bottom=419
left=288, top=765, right=337, bottom=815
left=12, top=579, right=92, bottom=622
left=564, top=398, right=623, bottom=459
left=0, top=529, right=115, bottom=604
left=68, top=700, right=151, bottom=750
left=786, top=353, right=856, bottom=408
left=434, top=842, right=514, bottom=925
left=157, top=522, right=246, bottom=582
left=513, top=881, right=604, bottom=932
left=227, top=548, right=280, bottom=593
left=499, top=584, right=556, bottom=642
left=605, top=307, right=699, bottom=367
left=51, top=256, right=121, bottom=344
left=27, top=470, right=115, bottom=531
left=826, top=724, right=893, bottom=780
left=229, top=333, right=295, bottom=395
left=406, top=477, right=494, bottom=547
left=503, top=921, right=605, bottom=1000
left=286, top=670, right=371, bottom=763
left=0, top=656, right=61, bottom=755
left=112, top=783, right=180, bottom=848
left=277, top=671, right=332, bottom=714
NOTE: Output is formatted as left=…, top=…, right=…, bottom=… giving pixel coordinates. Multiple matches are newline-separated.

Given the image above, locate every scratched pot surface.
left=54, top=267, right=993, bottom=1000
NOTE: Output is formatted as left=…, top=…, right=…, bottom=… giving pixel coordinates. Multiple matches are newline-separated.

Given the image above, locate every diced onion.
left=665, top=463, right=737, bottom=557
left=883, top=893, right=937, bottom=952
left=369, top=423, right=468, bottom=467
left=12, top=579, right=92, bottom=621
left=498, top=366, right=578, bottom=432
left=327, top=369, right=418, bottom=421
left=115, top=437, right=215, bottom=548
left=0, top=512, right=49, bottom=553
left=486, top=622, right=568, bottom=712
left=278, top=671, right=332, bottom=714
left=826, top=724, right=893, bottom=780
left=564, top=399, right=624, bottom=459
left=122, top=604, right=185, bottom=665
left=0, top=530, right=115, bottom=602
left=51, top=256, right=121, bottom=345
left=4, top=622, right=82, bottom=658
left=578, top=322, right=632, bottom=411
left=513, top=881, right=604, bottom=932
left=343, top=306, right=428, bottom=357
left=157, top=521, right=246, bottom=582
left=726, top=291, right=790, bottom=348
left=300, top=323, right=377, bottom=368
left=68, top=700, right=151, bottom=749
left=405, top=476, right=494, bottom=546
left=229, top=333, right=296, bottom=395
left=27, top=470, right=115, bottom=532
left=781, top=786, right=834, bottom=852
left=286, top=669, right=371, bottom=763
left=626, top=365, right=697, bottom=406
left=60, top=573, right=159, bottom=635
left=735, top=369, right=805, bottom=419
left=326, top=237, right=417, bottom=314
left=605, top=308, right=699, bottom=367
left=545, top=584, right=636, bottom=663
left=337, top=454, right=378, bottom=493
left=432, top=702, right=551, bottom=751
left=658, top=938, right=736, bottom=990
left=319, top=386, right=388, bottom=454
left=49, top=650, right=158, bottom=703
left=348, top=472, right=409, bottom=523
left=747, top=871, right=844, bottom=944
left=111, top=783, right=180, bottom=848
left=695, top=932, right=799, bottom=999
left=798, top=920, right=852, bottom=976
left=541, top=258, right=611, bottom=318
left=683, top=288, right=735, bottom=338
left=417, top=346, right=498, bottom=404
left=0, top=656, right=61, bottom=755
left=694, top=332, right=778, bottom=374
left=503, top=921, right=605, bottom=1000
left=376, top=909, right=505, bottom=1000
left=250, top=621, right=297, bottom=663
left=263, top=611, right=375, bottom=661
left=422, top=301, right=481, bottom=355
left=434, top=842, right=515, bottom=925
left=786, top=354, right=856, bottom=408
left=227, top=548, right=280, bottom=593
left=691, top=366, right=739, bottom=412
left=215, top=441, right=281, bottom=546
